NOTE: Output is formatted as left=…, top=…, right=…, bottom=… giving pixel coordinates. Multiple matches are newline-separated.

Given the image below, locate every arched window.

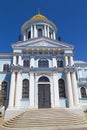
left=57, top=60, right=63, bottom=67
left=38, top=76, right=49, bottom=82
left=23, top=60, right=30, bottom=67
left=38, top=58, right=49, bottom=68
left=38, top=29, right=42, bottom=37
left=3, top=64, right=9, bottom=72
left=1, top=81, right=8, bottom=100
left=22, top=79, right=29, bottom=98
left=28, top=31, right=31, bottom=39
left=81, top=87, right=86, bottom=98
left=58, top=79, right=66, bottom=98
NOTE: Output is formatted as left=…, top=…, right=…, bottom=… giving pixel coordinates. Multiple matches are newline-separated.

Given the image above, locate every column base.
left=68, top=106, right=84, bottom=117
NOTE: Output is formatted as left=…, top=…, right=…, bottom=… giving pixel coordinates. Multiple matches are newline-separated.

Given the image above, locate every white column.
left=31, top=25, right=33, bottom=38
left=66, top=72, right=73, bottom=107
left=65, top=56, right=68, bottom=66
left=24, top=33, right=26, bottom=41
left=52, top=57, right=57, bottom=67
left=47, top=26, right=49, bottom=38
left=30, top=57, right=34, bottom=67
left=53, top=73, right=59, bottom=107
left=8, top=72, right=16, bottom=108
left=34, top=25, right=37, bottom=38
left=70, top=56, right=74, bottom=66
left=53, top=31, right=56, bottom=40
left=29, top=73, right=34, bottom=108
left=15, top=72, right=22, bottom=108
left=13, top=56, right=16, bottom=65
left=18, top=55, right=22, bottom=66
left=79, top=87, right=81, bottom=99
left=44, top=25, right=47, bottom=37
left=0, top=83, right=1, bottom=90
left=71, top=72, right=79, bottom=106
left=51, top=33, right=53, bottom=39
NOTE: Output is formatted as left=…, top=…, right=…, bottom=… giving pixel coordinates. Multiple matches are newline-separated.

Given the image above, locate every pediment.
left=12, top=38, right=73, bottom=49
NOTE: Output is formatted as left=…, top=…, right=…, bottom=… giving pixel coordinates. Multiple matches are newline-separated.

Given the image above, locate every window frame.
left=23, top=60, right=30, bottom=67
left=22, top=79, right=29, bottom=99
left=58, top=79, right=66, bottom=98
left=3, top=64, right=10, bottom=72
left=81, top=87, right=87, bottom=98
left=57, top=60, right=63, bottom=67
left=38, top=58, right=49, bottom=68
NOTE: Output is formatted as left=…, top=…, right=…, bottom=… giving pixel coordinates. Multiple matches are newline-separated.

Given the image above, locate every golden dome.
left=30, top=13, right=48, bottom=21
left=21, top=13, right=57, bottom=34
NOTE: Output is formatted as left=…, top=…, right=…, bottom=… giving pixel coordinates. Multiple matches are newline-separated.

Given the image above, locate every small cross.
left=38, top=8, right=40, bottom=14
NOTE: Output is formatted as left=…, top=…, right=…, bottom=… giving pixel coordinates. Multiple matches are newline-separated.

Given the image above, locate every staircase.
left=2, top=108, right=87, bottom=130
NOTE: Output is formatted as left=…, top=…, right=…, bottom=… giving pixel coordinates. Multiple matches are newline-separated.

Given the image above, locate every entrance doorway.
left=38, top=84, right=51, bottom=108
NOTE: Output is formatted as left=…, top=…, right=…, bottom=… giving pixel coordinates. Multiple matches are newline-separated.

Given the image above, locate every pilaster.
left=30, top=56, right=34, bottom=67
left=65, top=71, right=74, bottom=107
left=53, top=73, right=59, bottom=107
left=18, top=56, right=22, bottom=65
left=31, top=25, right=33, bottom=38
left=47, top=26, right=49, bottom=38
left=13, top=56, right=16, bottom=65
left=71, top=71, right=79, bottom=106
left=29, top=72, right=35, bottom=108
left=34, top=25, right=37, bottom=38
left=53, top=31, right=56, bottom=40
left=65, top=56, right=68, bottom=66
left=24, top=33, right=26, bottom=41
left=44, top=25, right=47, bottom=37
left=70, top=56, right=74, bottom=66
left=52, top=57, right=57, bottom=67
left=8, top=72, right=16, bottom=108
left=15, top=72, right=22, bottom=108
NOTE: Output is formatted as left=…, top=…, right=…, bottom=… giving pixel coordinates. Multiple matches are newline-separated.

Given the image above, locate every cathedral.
left=0, top=13, right=87, bottom=120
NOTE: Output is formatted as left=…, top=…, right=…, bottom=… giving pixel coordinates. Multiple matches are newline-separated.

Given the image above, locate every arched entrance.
left=38, top=76, right=51, bottom=108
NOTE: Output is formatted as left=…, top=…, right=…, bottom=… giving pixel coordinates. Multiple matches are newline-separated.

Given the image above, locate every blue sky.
left=0, top=0, right=87, bottom=61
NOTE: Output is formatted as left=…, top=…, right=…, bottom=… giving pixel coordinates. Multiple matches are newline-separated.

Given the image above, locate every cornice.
left=11, top=37, right=74, bottom=49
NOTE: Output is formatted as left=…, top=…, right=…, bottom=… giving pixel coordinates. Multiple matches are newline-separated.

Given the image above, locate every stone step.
left=2, top=108, right=87, bottom=129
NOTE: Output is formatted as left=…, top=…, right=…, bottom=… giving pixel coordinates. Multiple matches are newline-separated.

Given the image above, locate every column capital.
left=17, top=71, right=22, bottom=74
left=64, top=66, right=76, bottom=73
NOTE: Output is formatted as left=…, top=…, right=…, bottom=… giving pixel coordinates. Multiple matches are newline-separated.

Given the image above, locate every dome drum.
left=21, top=14, right=57, bottom=41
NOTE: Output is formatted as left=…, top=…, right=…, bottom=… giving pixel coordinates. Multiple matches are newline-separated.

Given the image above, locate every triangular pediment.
left=12, top=37, right=73, bottom=49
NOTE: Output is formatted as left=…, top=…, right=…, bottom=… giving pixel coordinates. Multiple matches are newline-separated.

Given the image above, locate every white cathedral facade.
left=0, top=13, right=87, bottom=119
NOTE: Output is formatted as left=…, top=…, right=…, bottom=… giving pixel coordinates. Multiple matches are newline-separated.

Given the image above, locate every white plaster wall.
left=22, top=73, right=29, bottom=80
